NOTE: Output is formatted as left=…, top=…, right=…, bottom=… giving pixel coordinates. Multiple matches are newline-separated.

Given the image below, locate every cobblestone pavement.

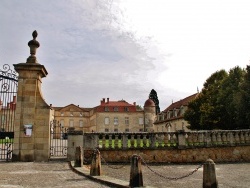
left=102, top=162, right=250, bottom=188
left=0, top=161, right=109, bottom=188
left=0, top=161, right=249, bottom=188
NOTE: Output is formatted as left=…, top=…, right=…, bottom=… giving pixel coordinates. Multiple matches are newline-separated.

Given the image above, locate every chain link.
left=139, top=155, right=203, bottom=180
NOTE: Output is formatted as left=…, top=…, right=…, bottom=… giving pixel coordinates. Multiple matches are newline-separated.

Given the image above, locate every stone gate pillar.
left=12, top=31, right=52, bottom=161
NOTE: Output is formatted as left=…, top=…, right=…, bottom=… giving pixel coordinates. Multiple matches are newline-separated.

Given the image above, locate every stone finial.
left=27, top=30, right=40, bottom=63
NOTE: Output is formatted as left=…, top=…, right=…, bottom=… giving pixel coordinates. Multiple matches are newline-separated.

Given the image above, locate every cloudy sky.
left=1, top=0, right=250, bottom=110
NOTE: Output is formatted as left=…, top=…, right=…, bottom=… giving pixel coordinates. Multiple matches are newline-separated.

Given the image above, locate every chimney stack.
left=107, top=98, right=109, bottom=103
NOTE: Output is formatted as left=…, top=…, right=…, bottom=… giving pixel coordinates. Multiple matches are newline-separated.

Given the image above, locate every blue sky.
left=1, top=0, right=250, bottom=110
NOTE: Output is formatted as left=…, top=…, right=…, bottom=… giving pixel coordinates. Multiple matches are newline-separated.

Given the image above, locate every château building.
left=154, top=93, right=198, bottom=132
left=52, top=97, right=156, bottom=133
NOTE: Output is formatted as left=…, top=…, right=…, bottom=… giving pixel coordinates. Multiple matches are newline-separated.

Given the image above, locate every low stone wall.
left=84, top=146, right=250, bottom=163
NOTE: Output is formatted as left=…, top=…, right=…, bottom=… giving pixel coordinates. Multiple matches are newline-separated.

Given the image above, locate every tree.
left=239, top=65, right=250, bottom=129
left=184, top=70, right=228, bottom=130
left=149, top=89, right=160, bottom=114
left=217, top=66, right=245, bottom=129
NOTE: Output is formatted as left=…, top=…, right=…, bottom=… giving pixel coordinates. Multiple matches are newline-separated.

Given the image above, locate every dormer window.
left=104, top=107, right=109, bottom=112
left=114, top=107, right=119, bottom=112
left=124, top=107, right=129, bottom=112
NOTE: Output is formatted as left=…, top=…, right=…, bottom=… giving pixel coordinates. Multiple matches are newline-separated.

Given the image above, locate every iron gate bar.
left=0, top=64, right=18, bottom=161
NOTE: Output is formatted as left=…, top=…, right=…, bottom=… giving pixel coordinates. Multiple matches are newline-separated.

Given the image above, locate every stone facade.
left=84, top=146, right=250, bottom=163
left=53, top=98, right=156, bottom=133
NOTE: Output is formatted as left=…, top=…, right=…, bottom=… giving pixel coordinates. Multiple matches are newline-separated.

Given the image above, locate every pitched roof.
left=163, top=93, right=198, bottom=112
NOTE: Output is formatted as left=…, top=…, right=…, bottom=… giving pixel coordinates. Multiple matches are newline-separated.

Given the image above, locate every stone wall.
left=84, top=146, right=250, bottom=163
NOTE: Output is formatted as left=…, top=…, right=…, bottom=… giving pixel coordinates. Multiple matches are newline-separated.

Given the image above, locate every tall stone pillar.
left=13, top=31, right=52, bottom=161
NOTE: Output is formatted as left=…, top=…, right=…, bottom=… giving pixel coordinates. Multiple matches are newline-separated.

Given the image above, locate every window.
left=139, top=117, right=143, bottom=125
left=70, top=112, right=73, bottom=116
left=114, top=128, right=118, bottom=132
left=104, top=107, right=109, bottom=112
left=61, top=112, right=64, bottom=116
left=104, top=117, right=109, bottom=125
left=114, top=107, right=119, bottom=112
left=125, top=128, right=129, bottom=132
left=79, top=120, right=83, bottom=127
left=124, top=107, right=129, bottom=112
left=69, top=120, right=74, bottom=127
left=80, top=112, right=83, bottom=117
left=60, top=120, right=64, bottom=128
left=139, top=128, right=144, bottom=132
left=114, top=117, right=118, bottom=125
left=125, top=117, right=129, bottom=125
left=105, top=128, right=109, bottom=132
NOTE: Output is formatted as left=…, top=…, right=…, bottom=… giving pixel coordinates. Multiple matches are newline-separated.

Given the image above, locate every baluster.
left=205, top=131, right=211, bottom=146
left=114, top=134, right=119, bottom=149
left=187, top=132, right=193, bottom=146
left=217, top=132, right=222, bottom=145
left=160, top=133, right=165, bottom=147
left=240, top=131, right=245, bottom=144
left=137, top=134, right=142, bottom=148
left=163, top=133, right=169, bottom=147
left=211, top=132, right=217, bottom=146
left=102, top=135, right=106, bottom=148
left=142, top=134, right=147, bottom=148
left=172, top=133, right=177, bottom=146
left=108, top=134, right=112, bottom=148
left=235, top=131, right=240, bottom=144
left=245, top=131, right=250, bottom=144
left=169, top=133, right=175, bottom=146
left=221, top=132, right=227, bottom=145
left=130, top=134, right=135, bottom=148
left=155, top=134, right=159, bottom=148
left=198, top=132, right=203, bottom=146
left=150, top=134, right=156, bottom=148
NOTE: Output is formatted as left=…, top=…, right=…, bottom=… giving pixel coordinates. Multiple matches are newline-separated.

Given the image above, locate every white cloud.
left=1, top=0, right=250, bottom=111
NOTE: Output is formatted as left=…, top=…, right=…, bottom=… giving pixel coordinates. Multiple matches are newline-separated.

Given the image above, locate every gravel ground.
left=102, top=162, right=250, bottom=188
left=0, top=161, right=249, bottom=188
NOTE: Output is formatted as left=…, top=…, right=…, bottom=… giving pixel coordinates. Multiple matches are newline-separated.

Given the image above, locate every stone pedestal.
left=129, top=154, right=143, bottom=187
left=203, top=159, right=218, bottom=188
left=12, top=63, right=52, bottom=161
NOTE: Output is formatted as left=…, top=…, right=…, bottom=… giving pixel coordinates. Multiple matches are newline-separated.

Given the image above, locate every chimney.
left=101, top=98, right=105, bottom=105
left=133, top=102, right=136, bottom=106
left=107, top=98, right=109, bottom=103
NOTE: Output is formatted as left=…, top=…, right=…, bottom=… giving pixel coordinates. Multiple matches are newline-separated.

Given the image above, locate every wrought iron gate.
left=0, top=64, right=18, bottom=161
left=50, top=120, right=68, bottom=159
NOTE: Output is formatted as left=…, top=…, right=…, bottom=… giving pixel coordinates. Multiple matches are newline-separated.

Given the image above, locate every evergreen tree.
left=149, top=89, right=160, bottom=114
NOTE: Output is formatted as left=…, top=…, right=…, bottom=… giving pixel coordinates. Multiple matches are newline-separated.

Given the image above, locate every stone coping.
left=68, top=161, right=155, bottom=188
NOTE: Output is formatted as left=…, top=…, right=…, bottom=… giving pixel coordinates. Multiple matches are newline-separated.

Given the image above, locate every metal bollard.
left=90, top=149, right=102, bottom=176
left=129, top=154, right=143, bottom=187
left=203, top=159, right=218, bottom=188
left=74, top=146, right=83, bottom=167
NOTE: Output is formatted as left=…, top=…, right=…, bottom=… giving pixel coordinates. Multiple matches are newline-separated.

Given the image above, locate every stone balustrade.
left=82, top=129, right=250, bottom=150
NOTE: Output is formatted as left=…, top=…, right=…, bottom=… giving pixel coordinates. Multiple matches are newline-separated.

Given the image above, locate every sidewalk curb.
left=68, top=161, right=129, bottom=188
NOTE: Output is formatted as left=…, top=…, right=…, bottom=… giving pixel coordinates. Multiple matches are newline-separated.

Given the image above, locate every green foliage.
left=185, top=66, right=249, bottom=130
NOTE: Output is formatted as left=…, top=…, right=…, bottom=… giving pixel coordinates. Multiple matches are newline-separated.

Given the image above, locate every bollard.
left=203, top=159, right=218, bottom=188
left=74, top=146, right=83, bottom=167
left=90, top=149, right=102, bottom=176
left=129, top=154, right=143, bottom=187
